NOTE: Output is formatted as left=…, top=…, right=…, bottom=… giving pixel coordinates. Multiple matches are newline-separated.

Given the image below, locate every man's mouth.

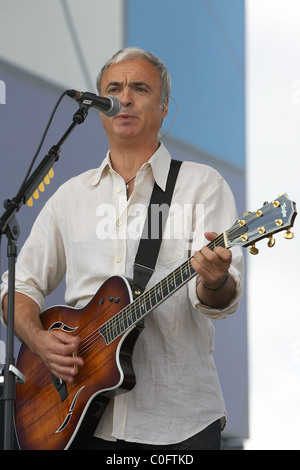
left=117, top=114, right=135, bottom=119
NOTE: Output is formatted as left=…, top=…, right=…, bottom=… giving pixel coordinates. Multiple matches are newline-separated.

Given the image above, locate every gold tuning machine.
left=249, top=243, right=259, bottom=255
left=284, top=229, right=294, bottom=239
left=268, top=235, right=275, bottom=247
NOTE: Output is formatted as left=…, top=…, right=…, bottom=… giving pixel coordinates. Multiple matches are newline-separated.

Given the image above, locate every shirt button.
left=115, top=257, right=121, bottom=263
left=116, top=219, right=122, bottom=226
left=117, top=187, right=122, bottom=193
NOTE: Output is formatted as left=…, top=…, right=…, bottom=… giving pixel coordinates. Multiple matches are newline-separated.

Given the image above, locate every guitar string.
left=90, top=229, right=230, bottom=344
left=77, top=257, right=195, bottom=358
left=78, top=224, right=254, bottom=357
left=77, top=233, right=226, bottom=358
left=77, top=224, right=249, bottom=357
left=77, top=210, right=281, bottom=357
left=99, top=214, right=278, bottom=345
left=79, top=334, right=104, bottom=359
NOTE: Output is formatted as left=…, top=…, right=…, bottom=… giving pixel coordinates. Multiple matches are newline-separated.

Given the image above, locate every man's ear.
left=162, top=98, right=169, bottom=116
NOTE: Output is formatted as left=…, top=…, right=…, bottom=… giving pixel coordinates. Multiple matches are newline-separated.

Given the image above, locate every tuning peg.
left=249, top=243, right=259, bottom=255
left=284, top=229, right=294, bottom=239
left=268, top=235, right=275, bottom=247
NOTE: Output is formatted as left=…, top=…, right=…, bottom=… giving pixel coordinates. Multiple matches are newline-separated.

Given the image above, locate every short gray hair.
left=96, top=47, right=171, bottom=107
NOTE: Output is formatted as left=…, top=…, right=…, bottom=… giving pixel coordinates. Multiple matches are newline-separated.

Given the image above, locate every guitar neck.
left=100, top=233, right=226, bottom=345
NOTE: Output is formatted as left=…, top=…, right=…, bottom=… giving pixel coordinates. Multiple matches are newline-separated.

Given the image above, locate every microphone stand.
left=0, top=104, right=89, bottom=450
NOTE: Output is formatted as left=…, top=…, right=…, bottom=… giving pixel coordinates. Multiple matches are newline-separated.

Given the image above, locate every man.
left=1, top=47, right=243, bottom=450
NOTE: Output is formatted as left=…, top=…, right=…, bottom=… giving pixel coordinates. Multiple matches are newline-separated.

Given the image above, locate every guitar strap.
left=132, top=159, right=182, bottom=301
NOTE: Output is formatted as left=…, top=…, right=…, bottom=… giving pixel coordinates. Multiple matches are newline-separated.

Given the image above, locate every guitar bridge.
left=52, top=374, right=68, bottom=402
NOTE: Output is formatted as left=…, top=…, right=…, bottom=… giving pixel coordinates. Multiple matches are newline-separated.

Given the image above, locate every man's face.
left=99, top=58, right=168, bottom=145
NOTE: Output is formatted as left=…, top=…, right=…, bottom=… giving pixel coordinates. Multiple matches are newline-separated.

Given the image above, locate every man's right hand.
left=3, top=292, right=83, bottom=383
left=32, top=329, right=83, bottom=383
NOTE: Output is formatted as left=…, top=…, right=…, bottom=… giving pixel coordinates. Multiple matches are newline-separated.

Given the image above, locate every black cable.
left=18, top=90, right=68, bottom=190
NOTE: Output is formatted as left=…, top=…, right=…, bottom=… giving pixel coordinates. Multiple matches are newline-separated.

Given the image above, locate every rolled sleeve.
left=0, top=276, right=45, bottom=324
left=1, top=197, right=66, bottom=323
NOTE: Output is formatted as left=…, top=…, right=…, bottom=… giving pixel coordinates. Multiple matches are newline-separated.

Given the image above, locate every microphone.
left=66, top=89, right=121, bottom=117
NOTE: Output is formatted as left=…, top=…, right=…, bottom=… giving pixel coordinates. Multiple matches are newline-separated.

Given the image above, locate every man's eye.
left=136, top=87, right=147, bottom=94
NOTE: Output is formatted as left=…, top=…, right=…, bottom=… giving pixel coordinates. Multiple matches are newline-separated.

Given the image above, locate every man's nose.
left=120, top=87, right=133, bottom=107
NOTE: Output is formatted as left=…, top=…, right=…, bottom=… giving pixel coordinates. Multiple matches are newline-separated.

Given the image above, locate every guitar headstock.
left=225, top=193, right=297, bottom=254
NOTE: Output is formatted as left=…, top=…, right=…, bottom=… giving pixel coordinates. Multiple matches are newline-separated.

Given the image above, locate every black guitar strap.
left=132, top=159, right=182, bottom=300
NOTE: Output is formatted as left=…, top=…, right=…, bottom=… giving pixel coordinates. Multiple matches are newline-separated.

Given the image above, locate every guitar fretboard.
left=99, top=234, right=226, bottom=345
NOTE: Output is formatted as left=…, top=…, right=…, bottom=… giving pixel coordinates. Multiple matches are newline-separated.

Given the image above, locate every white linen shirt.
left=1, top=143, right=244, bottom=445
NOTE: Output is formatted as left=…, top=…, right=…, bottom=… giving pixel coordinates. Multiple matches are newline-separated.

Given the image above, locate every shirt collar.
left=87, top=153, right=111, bottom=187
left=148, top=142, right=171, bottom=191
left=88, top=142, right=171, bottom=191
